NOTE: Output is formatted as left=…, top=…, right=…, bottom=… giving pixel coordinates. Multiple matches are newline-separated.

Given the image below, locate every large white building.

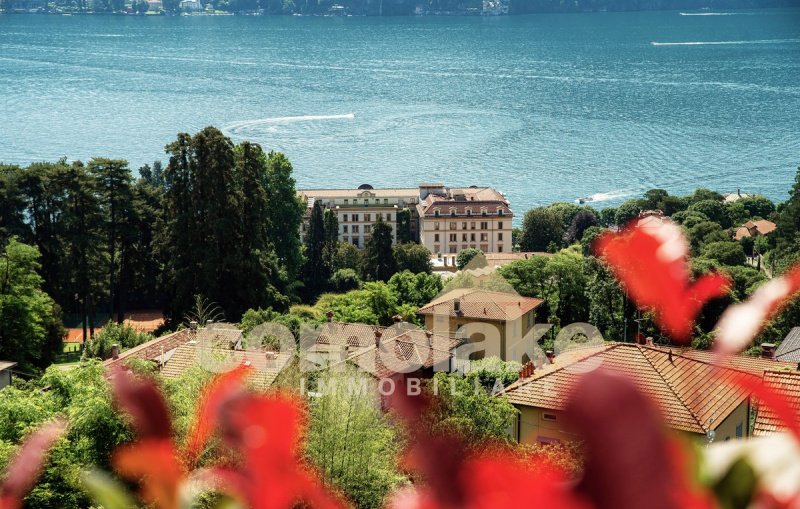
left=298, top=183, right=513, bottom=255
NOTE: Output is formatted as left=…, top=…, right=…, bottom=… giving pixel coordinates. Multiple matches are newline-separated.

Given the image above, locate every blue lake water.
left=1, top=10, right=799, bottom=216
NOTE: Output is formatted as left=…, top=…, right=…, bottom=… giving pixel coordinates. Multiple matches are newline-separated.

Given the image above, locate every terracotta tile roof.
left=483, top=252, right=552, bottom=267
left=775, top=328, right=800, bottom=363
left=299, top=188, right=420, bottom=199
left=311, top=322, right=384, bottom=350
left=734, top=220, right=777, bottom=240
left=753, top=369, right=800, bottom=436
left=344, top=329, right=460, bottom=379
left=195, top=325, right=243, bottom=349
left=417, top=288, right=544, bottom=321
left=661, top=347, right=795, bottom=376
left=501, top=343, right=753, bottom=434
left=160, top=343, right=290, bottom=389
left=104, top=329, right=191, bottom=370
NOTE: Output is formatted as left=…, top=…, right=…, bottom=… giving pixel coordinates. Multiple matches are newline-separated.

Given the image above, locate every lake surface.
left=1, top=10, right=799, bottom=216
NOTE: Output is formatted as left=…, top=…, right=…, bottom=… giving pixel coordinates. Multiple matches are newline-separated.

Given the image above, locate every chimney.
left=374, top=329, right=383, bottom=347
left=545, top=350, right=554, bottom=364
left=425, top=330, right=433, bottom=347
left=668, top=350, right=673, bottom=363
left=518, top=360, right=535, bottom=379
left=761, top=343, right=776, bottom=359
left=392, top=314, right=403, bottom=323
left=645, top=337, right=654, bottom=347
left=111, top=344, right=119, bottom=360
left=454, top=298, right=461, bottom=313
left=326, top=310, right=334, bottom=323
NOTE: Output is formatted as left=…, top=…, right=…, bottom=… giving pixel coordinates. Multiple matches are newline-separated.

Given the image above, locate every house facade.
left=0, top=361, right=16, bottom=390
left=298, top=183, right=512, bottom=254
left=417, top=288, right=543, bottom=364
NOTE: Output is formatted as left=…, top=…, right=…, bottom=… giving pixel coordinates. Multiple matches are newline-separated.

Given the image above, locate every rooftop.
left=417, top=288, right=544, bottom=321
left=733, top=220, right=777, bottom=240
left=753, top=369, right=800, bottom=436
left=103, top=329, right=192, bottom=369
left=662, top=347, right=795, bottom=376
left=775, top=327, right=800, bottom=363
left=501, top=343, right=754, bottom=434
left=0, top=361, right=17, bottom=371
left=161, top=343, right=291, bottom=389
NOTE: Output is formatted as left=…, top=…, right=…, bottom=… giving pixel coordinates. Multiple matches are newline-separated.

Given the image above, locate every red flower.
left=0, top=419, right=66, bottom=509
left=204, top=392, right=346, bottom=509
left=594, top=222, right=731, bottom=343
left=715, top=265, right=800, bottom=354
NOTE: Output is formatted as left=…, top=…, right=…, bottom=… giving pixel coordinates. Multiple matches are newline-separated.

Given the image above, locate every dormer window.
left=498, top=208, right=504, bottom=216
left=450, top=207, right=456, bottom=217
left=434, top=209, right=441, bottom=217
left=466, top=208, right=472, bottom=216
left=480, top=207, right=487, bottom=216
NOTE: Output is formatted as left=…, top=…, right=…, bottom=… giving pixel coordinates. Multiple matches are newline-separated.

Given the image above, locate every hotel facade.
left=298, top=183, right=513, bottom=255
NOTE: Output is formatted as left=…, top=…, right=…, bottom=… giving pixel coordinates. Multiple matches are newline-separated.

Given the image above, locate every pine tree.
left=323, top=208, right=339, bottom=268
left=302, top=200, right=329, bottom=298
left=88, top=158, right=134, bottom=323
left=363, top=216, right=396, bottom=282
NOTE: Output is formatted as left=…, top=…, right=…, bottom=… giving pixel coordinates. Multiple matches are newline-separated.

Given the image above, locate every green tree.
left=701, top=241, right=746, bottom=266
left=302, top=201, right=329, bottom=298
left=264, top=152, right=304, bottom=282
left=614, top=199, right=646, bottom=226
left=740, top=196, right=776, bottom=219
left=456, top=247, right=486, bottom=270
left=0, top=239, right=64, bottom=370
left=393, top=243, right=432, bottom=274
left=332, top=241, right=362, bottom=272
left=323, top=209, right=340, bottom=269
left=395, top=208, right=413, bottom=244
left=330, top=268, right=362, bottom=293
left=520, top=207, right=563, bottom=252
left=387, top=270, right=443, bottom=307
left=689, top=199, right=730, bottom=228
left=565, top=209, right=599, bottom=244
left=688, top=221, right=729, bottom=252
left=362, top=217, right=396, bottom=282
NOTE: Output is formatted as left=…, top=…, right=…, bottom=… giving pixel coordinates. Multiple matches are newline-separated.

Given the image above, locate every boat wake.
left=222, top=113, right=355, bottom=138
left=678, top=12, right=748, bottom=15
left=576, top=189, right=634, bottom=204
left=651, top=39, right=800, bottom=46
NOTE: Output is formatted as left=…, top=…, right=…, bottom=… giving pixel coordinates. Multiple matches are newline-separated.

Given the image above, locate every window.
left=344, top=199, right=349, bottom=205
left=386, top=213, right=391, bottom=221
left=450, top=233, right=456, bottom=242
left=498, top=209, right=504, bottom=216
left=498, top=245, right=503, bottom=252
left=434, top=209, right=440, bottom=217
left=353, top=214, right=359, bottom=222
left=736, top=423, right=743, bottom=438
left=450, top=222, right=457, bottom=230
left=434, top=244, right=440, bottom=253
left=498, top=222, right=504, bottom=229
left=480, top=233, right=488, bottom=242
left=449, top=245, right=457, bottom=254
left=462, top=222, right=467, bottom=230
left=480, top=244, right=488, bottom=252
left=450, top=208, right=456, bottom=217
left=365, top=213, right=371, bottom=222
left=434, top=234, right=440, bottom=242
left=470, top=233, right=476, bottom=242
left=471, top=222, right=476, bottom=230
left=343, top=225, right=349, bottom=233
left=466, top=209, right=472, bottom=216
left=434, top=222, right=440, bottom=230
left=462, top=234, right=468, bottom=242
left=343, top=214, right=348, bottom=222
left=498, top=232, right=503, bottom=241
left=364, top=225, right=371, bottom=234
left=542, top=413, right=558, bottom=422
left=384, top=198, right=389, bottom=204
left=352, top=225, right=360, bottom=233
left=480, top=221, right=488, bottom=230
left=364, top=199, right=368, bottom=205
left=343, top=236, right=349, bottom=243
left=352, top=238, right=359, bottom=248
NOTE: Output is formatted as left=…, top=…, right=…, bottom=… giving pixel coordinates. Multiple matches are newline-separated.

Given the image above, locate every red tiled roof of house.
left=734, top=219, right=777, bottom=240
left=344, top=328, right=460, bottom=379
left=501, top=343, right=754, bottom=434
left=661, top=347, right=795, bottom=376
left=753, top=369, right=800, bottom=436
left=160, top=343, right=290, bottom=389
left=104, top=329, right=191, bottom=370
left=417, top=288, right=544, bottom=321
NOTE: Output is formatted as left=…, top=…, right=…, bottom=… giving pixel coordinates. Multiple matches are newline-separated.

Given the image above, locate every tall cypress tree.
left=323, top=208, right=339, bottom=269
left=363, top=216, right=396, bottom=282
left=302, top=200, right=328, bottom=298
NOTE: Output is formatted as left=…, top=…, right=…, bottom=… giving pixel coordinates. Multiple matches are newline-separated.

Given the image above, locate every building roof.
left=501, top=343, right=753, bottom=434
left=775, top=327, right=800, bottom=363
left=340, top=328, right=460, bottom=379
left=312, top=322, right=384, bottom=350
left=0, top=361, right=17, bottom=372
left=299, top=188, right=420, bottom=200
left=417, top=288, right=544, bottom=322
left=104, top=329, right=192, bottom=370
left=636, top=211, right=673, bottom=231
left=753, top=369, right=800, bottom=436
left=160, top=343, right=290, bottom=389
left=417, top=187, right=512, bottom=218
left=734, top=220, right=777, bottom=240
left=662, top=347, right=795, bottom=376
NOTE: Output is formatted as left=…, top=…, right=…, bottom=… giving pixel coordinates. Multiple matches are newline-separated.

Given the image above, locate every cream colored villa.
left=298, top=183, right=513, bottom=254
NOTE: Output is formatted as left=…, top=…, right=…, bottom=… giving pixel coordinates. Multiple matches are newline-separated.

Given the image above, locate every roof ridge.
left=637, top=346, right=708, bottom=433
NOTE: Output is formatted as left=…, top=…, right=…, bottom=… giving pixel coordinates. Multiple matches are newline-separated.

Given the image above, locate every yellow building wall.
left=514, top=406, right=576, bottom=445
left=707, top=400, right=749, bottom=443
